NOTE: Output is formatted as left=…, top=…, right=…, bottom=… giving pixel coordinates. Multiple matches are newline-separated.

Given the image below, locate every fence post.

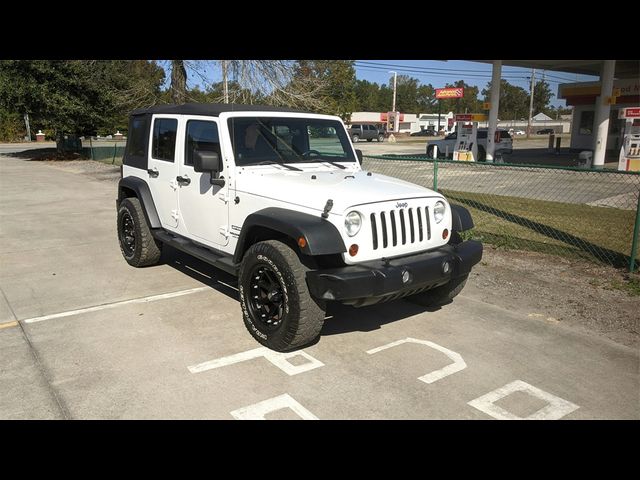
left=89, top=136, right=94, bottom=160
left=630, top=191, right=640, bottom=272
left=433, top=157, right=438, bottom=191
left=112, top=143, right=117, bottom=164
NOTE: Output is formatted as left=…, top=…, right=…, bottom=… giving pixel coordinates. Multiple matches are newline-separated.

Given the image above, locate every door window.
left=185, top=120, right=220, bottom=168
left=151, top=118, right=178, bottom=162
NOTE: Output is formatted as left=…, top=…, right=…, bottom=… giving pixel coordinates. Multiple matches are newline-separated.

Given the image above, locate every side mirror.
left=355, top=149, right=363, bottom=165
left=193, top=150, right=225, bottom=187
left=193, top=150, right=220, bottom=173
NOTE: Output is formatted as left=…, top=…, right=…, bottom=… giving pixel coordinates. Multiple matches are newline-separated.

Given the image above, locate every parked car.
left=426, top=128, right=513, bottom=161
left=536, top=128, right=555, bottom=134
left=509, top=129, right=525, bottom=136
left=348, top=123, right=386, bottom=143
left=410, top=128, right=437, bottom=137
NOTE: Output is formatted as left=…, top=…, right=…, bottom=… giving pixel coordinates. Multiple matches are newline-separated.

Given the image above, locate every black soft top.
left=131, top=102, right=308, bottom=117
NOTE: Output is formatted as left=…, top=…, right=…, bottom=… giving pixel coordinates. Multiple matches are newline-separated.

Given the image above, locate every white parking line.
left=188, top=347, right=324, bottom=376
left=22, top=287, right=211, bottom=324
left=367, top=337, right=467, bottom=384
left=468, top=380, right=580, bottom=420
left=230, top=394, right=319, bottom=420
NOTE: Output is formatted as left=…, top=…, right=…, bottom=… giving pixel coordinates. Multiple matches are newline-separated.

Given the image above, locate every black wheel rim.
left=120, top=211, right=136, bottom=256
left=247, top=264, right=285, bottom=330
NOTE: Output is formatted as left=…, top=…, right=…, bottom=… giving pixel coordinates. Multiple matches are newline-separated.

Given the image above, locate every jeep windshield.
left=229, top=117, right=356, bottom=167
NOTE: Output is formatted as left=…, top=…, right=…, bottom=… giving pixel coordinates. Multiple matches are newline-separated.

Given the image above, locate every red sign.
left=455, top=114, right=472, bottom=121
left=623, top=108, right=640, bottom=118
left=436, top=87, right=464, bottom=99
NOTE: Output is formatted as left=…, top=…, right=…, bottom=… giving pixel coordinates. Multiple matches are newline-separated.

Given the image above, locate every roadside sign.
left=619, top=107, right=640, bottom=119
left=455, top=114, right=488, bottom=122
left=436, top=88, right=464, bottom=99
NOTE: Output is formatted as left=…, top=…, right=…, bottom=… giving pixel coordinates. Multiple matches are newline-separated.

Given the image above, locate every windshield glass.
left=228, top=117, right=356, bottom=166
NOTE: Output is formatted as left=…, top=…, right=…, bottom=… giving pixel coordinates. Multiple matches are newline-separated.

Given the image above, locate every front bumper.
left=306, top=240, right=482, bottom=306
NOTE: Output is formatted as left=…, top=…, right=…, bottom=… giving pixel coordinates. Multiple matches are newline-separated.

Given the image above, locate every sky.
left=177, top=60, right=599, bottom=108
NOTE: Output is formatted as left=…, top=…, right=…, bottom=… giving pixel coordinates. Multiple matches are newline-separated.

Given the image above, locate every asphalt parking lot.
left=1, top=150, right=638, bottom=419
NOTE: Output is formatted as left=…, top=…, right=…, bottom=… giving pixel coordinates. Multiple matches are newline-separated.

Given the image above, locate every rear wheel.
left=117, top=197, right=162, bottom=267
left=427, top=145, right=436, bottom=158
left=377, top=134, right=385, bottom=142
left=239, top=240, right=326, bottom=352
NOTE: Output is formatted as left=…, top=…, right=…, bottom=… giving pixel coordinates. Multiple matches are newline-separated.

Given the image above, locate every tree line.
left=0, top=60, right=569, bottom=145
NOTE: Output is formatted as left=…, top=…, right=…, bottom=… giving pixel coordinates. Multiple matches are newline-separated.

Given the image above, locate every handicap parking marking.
left=366, top=337, right=467, bottom=384
left=230, top=393, right=319, bottom=420
left=467, top=380, right=580, bottom=420
left=188, top=347, right=324, bottom=376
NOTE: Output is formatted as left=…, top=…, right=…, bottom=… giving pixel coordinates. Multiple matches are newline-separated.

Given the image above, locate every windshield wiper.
left=244, top=160, right=302, bottom=171
left=321, top=160, right=346, bottom=169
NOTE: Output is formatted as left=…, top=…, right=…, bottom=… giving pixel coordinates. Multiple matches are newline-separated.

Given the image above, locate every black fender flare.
left=450, top=204, right=474, bottom=232
left=234, top=208, right=346, bottom=264
left=117, top=176, right=161, bottom=229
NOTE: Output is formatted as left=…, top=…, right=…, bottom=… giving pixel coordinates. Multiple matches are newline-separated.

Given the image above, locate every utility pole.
left=23, top=113, right=31, bottom=142
left=527, top=68, right=536, bottom=138
left=222, top=60, right=229, bottom=104
left=389, top=71, right=397, bottom=112
left=388, top=71, right=398, bottom=133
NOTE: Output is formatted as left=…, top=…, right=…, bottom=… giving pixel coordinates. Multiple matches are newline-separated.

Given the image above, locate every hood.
left=235, top=165, right=441, bottom=214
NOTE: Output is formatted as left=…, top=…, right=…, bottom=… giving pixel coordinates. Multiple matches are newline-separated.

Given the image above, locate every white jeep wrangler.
left=116, top=103, right=482, bottom=351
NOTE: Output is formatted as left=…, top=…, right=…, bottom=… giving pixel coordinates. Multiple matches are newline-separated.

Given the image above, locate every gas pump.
left=451, top=114, right=486, bottom=161
left=618, top=107, right=640, bottom=172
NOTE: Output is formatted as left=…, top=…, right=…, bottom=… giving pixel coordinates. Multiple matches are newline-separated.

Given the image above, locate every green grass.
left=609, top=276, right=640, bottom=296
left=443, top=189, right=638, bottom=268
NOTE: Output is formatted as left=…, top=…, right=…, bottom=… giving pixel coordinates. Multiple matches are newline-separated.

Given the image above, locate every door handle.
left=147, top=168, right=159, bottom=177
left=176, top=175, right=191, bottom=186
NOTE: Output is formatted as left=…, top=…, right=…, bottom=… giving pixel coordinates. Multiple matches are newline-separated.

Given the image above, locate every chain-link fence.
left=364, top=155, right=640, bottom=272
left=82, top=143, right=125, bottom=165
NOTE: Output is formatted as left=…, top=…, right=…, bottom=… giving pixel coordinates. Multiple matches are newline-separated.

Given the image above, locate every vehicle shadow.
left=322, top=299, right=441, bottom=336
left=160, top=244, right=439, bottom=336
left=160, top=245, right=240, bottom=301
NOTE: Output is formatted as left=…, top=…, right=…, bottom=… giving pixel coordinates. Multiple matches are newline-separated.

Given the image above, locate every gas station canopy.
left=475, top=60, right=639, bottom=79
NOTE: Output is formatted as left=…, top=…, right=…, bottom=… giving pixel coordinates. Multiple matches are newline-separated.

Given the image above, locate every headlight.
left=344, top=211, right=362, bottom=237
left=434, top=201, right=446, bottom=223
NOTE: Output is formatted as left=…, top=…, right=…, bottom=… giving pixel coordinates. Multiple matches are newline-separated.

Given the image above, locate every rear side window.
left=152, top=118, right=178, bottom=162
left=127, top=116, right=148, bottom=158
left=500, top=130, right=512, bottom=139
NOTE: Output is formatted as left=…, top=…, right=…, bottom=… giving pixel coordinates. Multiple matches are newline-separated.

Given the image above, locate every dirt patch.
left=41, top=158, right=121, bottom=183
left=465, top=245, right=640, bottom=349
left=37, top=158, right=640, bottom=349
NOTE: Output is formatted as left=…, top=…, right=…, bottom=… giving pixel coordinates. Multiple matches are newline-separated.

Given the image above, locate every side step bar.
left=152, top=230, right=238, bottom=276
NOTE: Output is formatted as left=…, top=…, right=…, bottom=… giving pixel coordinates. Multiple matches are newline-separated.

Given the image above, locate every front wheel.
left=239, top=240, right=326, bottom=351
left=407, top=274, right=469, bottom=307
left=352, top=135, right=359, bottom=143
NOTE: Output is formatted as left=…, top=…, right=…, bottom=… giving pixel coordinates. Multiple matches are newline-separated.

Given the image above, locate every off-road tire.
left=352, top=135, right=359, bottom=143
left=377, top=134, right=385, bottom=142
left=407, top=274, right=468, bottom=307
left=239, top=240, right=326, bottom=351
left=117, top=197, right=162, bottom=267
